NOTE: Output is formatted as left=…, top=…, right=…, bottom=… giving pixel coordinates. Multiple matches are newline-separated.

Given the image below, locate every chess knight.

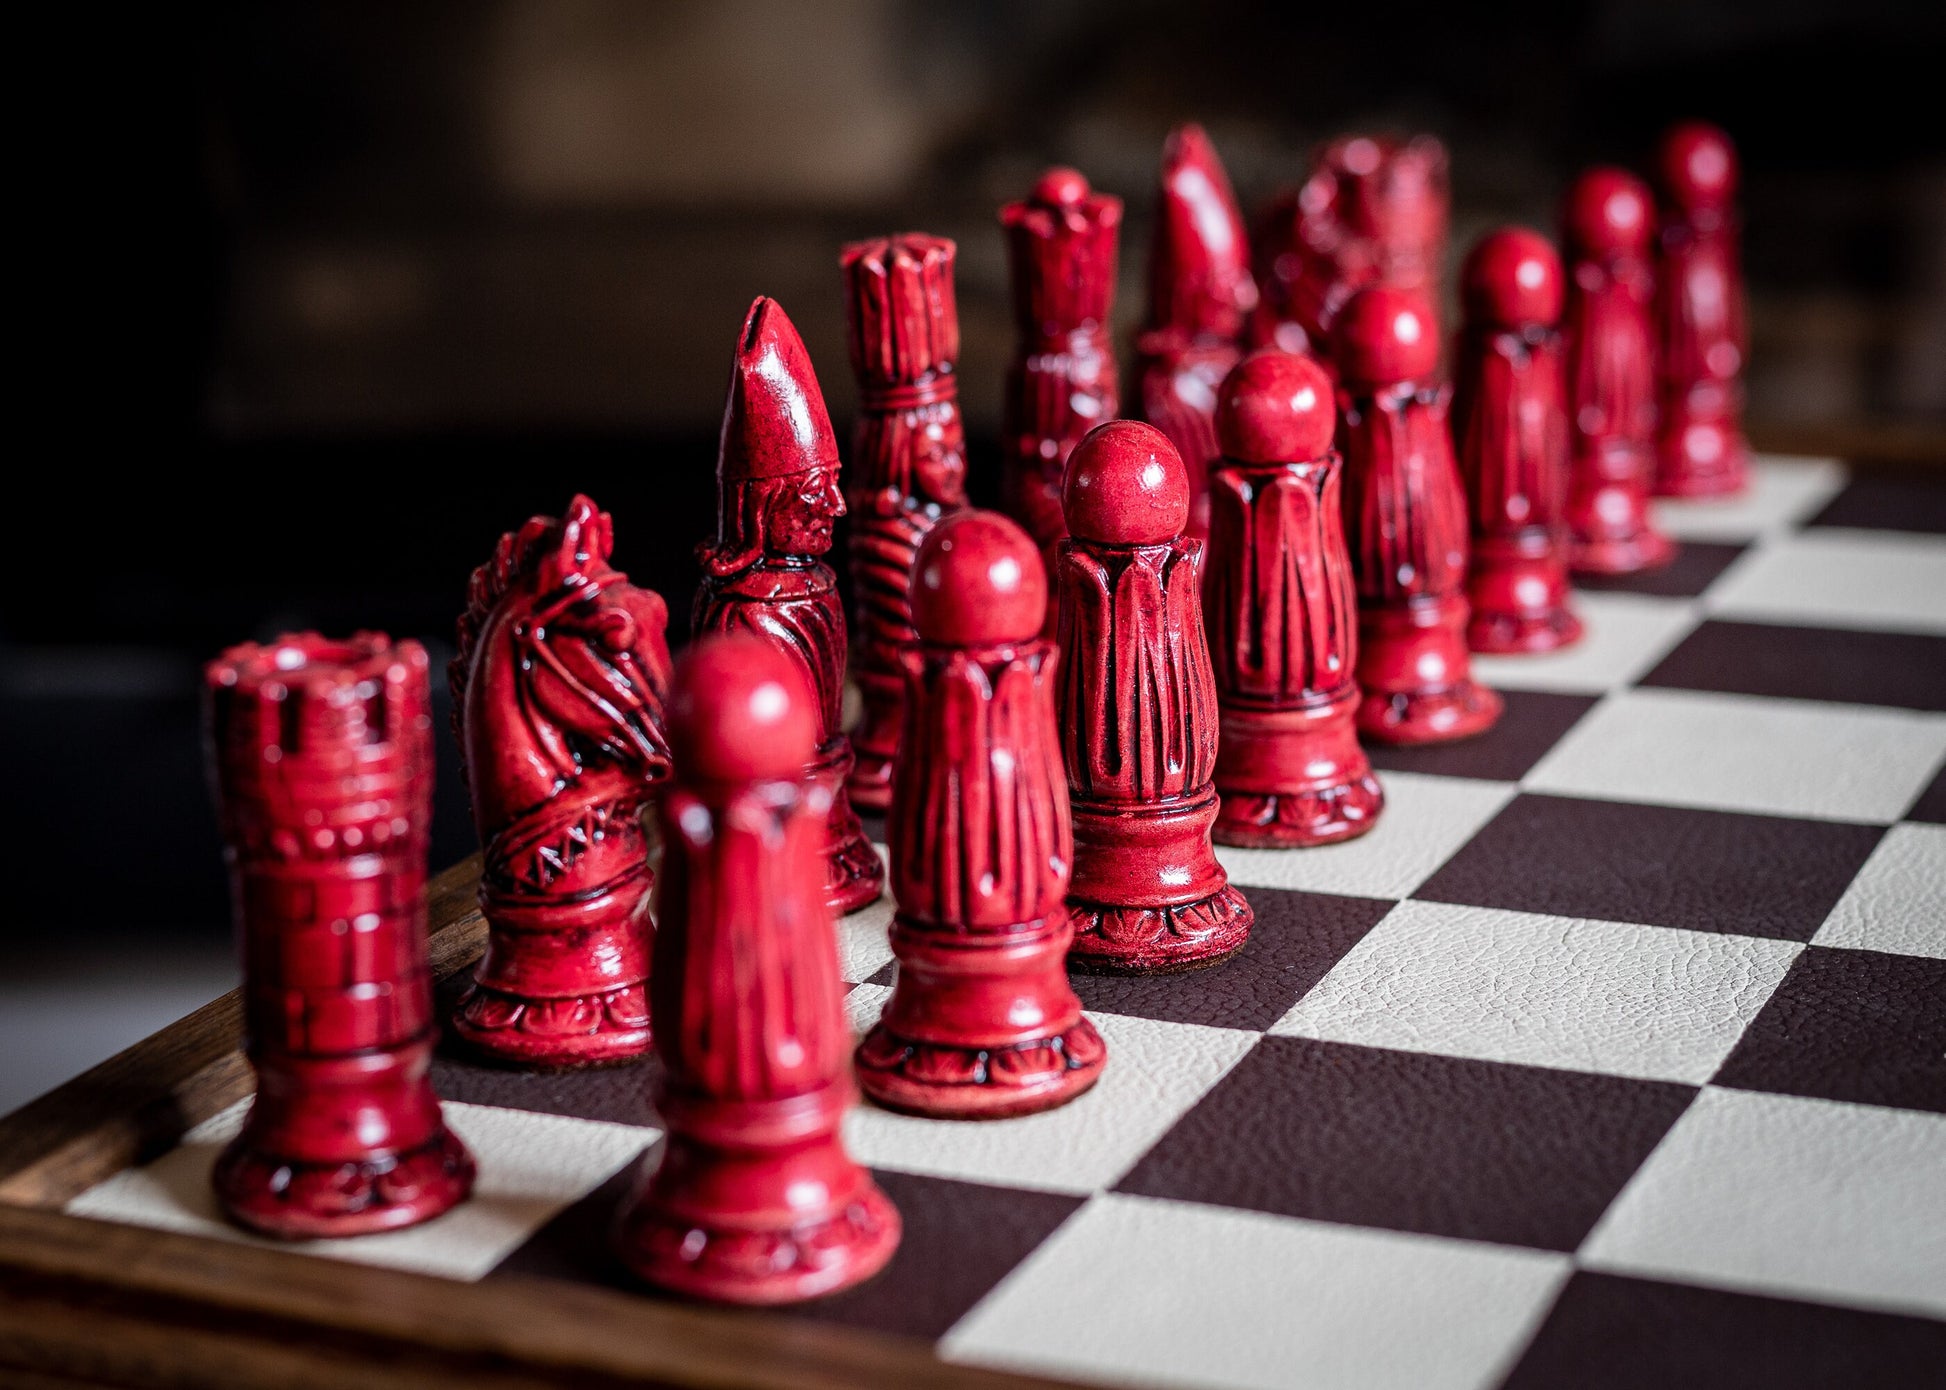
left=451, top=496, right=674, bottom=1067
left=695, top=296, right=884, bottom=916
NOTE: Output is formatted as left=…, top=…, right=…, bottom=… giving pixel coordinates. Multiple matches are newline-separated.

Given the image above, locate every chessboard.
left=2, top=454, right=1942, bottom=1390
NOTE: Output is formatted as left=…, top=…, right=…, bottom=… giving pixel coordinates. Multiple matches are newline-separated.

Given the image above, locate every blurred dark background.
left=4, top=0, right=1944, bottom=1109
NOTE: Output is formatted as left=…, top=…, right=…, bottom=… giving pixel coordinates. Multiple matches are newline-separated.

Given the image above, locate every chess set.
left=1, top=122, right=1942, bottom=1390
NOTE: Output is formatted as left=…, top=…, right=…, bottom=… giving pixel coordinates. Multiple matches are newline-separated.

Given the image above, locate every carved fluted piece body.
left=1205, top=350, right=1384, bottom=846
left=856, top=511, right=1106, bottom=1117
left=450, top=496, right=672, bottom=1067
left=1653, top=121, right=1750, bottom=498
left=1561, top=168, right=1676, bottom=574
left=695, top=296, right=885, bottom=917
left=615, top=635, right=900, bottom=1304
left=1334, top=288, right=1503, bottom=744
left=206, top=632, right=474, bottom=1237
left=1453, top=228, right=1584, bottom=653
left=839, top=233, right=969, bottom=812
left=1056, top=420, right=1252, bottom=972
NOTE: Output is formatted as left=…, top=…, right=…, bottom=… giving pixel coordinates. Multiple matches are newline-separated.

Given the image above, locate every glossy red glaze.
left=1454, top=230, right=1584, bottom=654
left=206, top=632, right=474, bottom=1238
left=1334, top=289, right=1504, bottom=744
left=1653, top=122, right=1750, bottom=497
left=1205, top=351, right=1384, bottom=846
left=1561, top=169, right=1675, bottom=574
left=451, top=497, right=673, bottom=1067
left=839, top=233, right=969, bottom=812
left=857, top=510, right=1105, bottom=1117
left=1000, top=166, right=1122, bottom=609
left=1333, top=285, right=1441, bottom=387
left=1136, top=126, right=1257, bottom=541
left=696, top=297, right=884, bottom=918
left=1053, top=422, right=1251, bottom=971
left=616, top=636, right=900, bottom=1305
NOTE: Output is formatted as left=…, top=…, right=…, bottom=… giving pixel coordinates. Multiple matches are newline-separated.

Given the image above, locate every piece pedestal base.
left=1568, top=443, right=1675, bottom=576
left=1654, top=415, right=1749, bottom=498
left=1467, top=534, right=1584, bottom=655
left=857, top=916, right=1106, bottom=1119
left=1570, top=526, right=1676, bottom=576
left=1213, top=691, right=1385, bottom=847
left=812, top=738, right=885, bottom=916
left=1357, top=595, right=1504, bottom=745
left=1066, top=789, right=1251, bottom=974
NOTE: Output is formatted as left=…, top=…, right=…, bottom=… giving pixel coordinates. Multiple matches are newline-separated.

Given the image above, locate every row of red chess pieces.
left=197, top=117, right=1750, bottom=1306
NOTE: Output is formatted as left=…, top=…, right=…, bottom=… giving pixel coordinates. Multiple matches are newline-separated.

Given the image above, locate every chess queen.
left=1056, top=420, right=1253, bottom=973
left=1206, top=349, right=1384, bottom=846
left=1561, top=167, right=1675, bottom=574
left=1452, top=227, right=1584, bottom=653
left=856, top=511, right=1107, bottom=1117
left=839, top=233, right=969, bottom=813
left=206, top=633, right=474, bottom=1237
left=451, top=497, right=673, bottom=1067
left=1335, top=286, right=1503, bottom=744
left=616, top=635, right=900, bottom=1304
left=695, top=296, right=885, bottom=916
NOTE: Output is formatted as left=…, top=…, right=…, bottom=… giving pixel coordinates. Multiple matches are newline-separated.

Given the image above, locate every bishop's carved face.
left=766, top=467, right=845, bottom=557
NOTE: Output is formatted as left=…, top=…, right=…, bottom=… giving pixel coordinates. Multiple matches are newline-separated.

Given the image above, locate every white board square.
left=1471, top=593, right=1704, bottom=695
left=1651, top=455, right=1846, bottom=541
left=1812, top=822, right=1946, bottom=959
left=1705, top=529, right=1946, bottom=635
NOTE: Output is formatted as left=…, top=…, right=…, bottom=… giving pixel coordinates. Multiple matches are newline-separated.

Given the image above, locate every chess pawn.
left=1000, top=166, right=1123, bottom=601
left=1135, top=124, right=1258, bottom=541
left=1335, top=287, right=1504, bottom=744
left=1561, top=168, right=1676, bottom=574
left=615, top=634, right=900, bottom=1304
left=695, top=297, right=885, bottom=917
left=1453, top=228, right=1585, bottom=653
left=839, top=233, right=970, bottom=812
left=1653, top=121, right=1751, bottom=498
left=451, top=496, right=673, bottom=1067
left=856, top=511, right=1107, bottom=1117
left=206, top=633, right=474, bottom=1238
left=1206, top=349, right=1384, bottom=846
left=1056, top=420, right=1253, bottom=973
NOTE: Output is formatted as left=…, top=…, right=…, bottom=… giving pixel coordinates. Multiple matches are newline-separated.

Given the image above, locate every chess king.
left=451, top=496, right=674, bottom=1067
left=695, top=296, right=885, bottom=917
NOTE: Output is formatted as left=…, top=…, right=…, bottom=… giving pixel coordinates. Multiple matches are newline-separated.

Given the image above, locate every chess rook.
left=1335, top=287, right=1504, bottom=744
left=1653, top=121, right=1751, bottom=498
left=1206, top=349, right=1384, bottom=846
left=856, top=511, right=1107, bottom=1117
left=1135, top=124, right=1258, bottom=540
left=205, top=633, right=474, bottom=1238
left=450, top=497, right=673, bottom=1067
left=1561, top=167, right=1676, bottom=574
left=1000, top=166, right=1122, bottom=605
left=695, top=297, right=884, bottom=916
left=615, top=635, right=900, bottom=1305
left=1056, top=421, right=1253, bottom=973
left=1453, top=227, right=1584, bottom=653
left=839, top=233, right=969, bottom=813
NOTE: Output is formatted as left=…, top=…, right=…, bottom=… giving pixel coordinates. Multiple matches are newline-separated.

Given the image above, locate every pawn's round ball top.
left=1062, top=420, right=1190, bottom=545
left=1563, top=167, right=1654, bottom=258
left=1332, top=286, right=1440, bottom=386
left=667, top=634, right=817, bottom=783
left=912, top=509, right=1047, bottom=647
left=1658, top=121, right=1738, bottom=212
left=1033, top=166, right=1092, bottom=209
left=1461, top=227, right=1564, bottom=330
left=1216, top=349, right=1337, bottom=464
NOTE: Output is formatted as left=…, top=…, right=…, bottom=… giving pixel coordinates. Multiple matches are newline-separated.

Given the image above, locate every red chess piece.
left=1206, top=349, right=1385, bottom=846
left=1561, top=168, right=1677, bottom=574
left=839, top=233, right=970, bottom=813
left=1335, top=287, right=1504, bottom=744
left=855, top=511, right=1107, bottom=1118
left=1453, top=227, right=1585, bottom=654
left=1055, top=420, right=1254, bottom=973
left=451, top=497, right=673, bottom=1067
left=206, top=633, right=474, bottom=1238
left=615, top=635, right=900, bottom=1305
left=1135, top=124, right=1258, bottom=541
left=1251, top=134, right=1450, bottom=363
left=695, top=297, right=885, bottom=917
left=1000, top=166, right=1123, bottom=602
left=1653, top=121, right=1751, bottom=498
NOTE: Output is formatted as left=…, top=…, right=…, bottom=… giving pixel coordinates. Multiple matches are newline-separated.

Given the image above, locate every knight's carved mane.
left=450, top=513, right=563, bottom=713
